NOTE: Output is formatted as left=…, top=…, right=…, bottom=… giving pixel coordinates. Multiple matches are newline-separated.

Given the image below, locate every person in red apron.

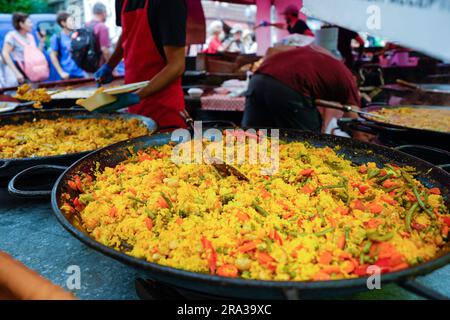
left=94, top=0, right=187, bottom=128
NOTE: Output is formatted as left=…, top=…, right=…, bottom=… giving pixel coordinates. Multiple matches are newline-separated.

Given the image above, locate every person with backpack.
left=1, top=13, right=49, bottom=84
left=94, top=0, right=188, bottom=129
left=70, top=2, right=111, bottom=73
left=50, top=12, right=86, bottom=80
left=88, top=2, right=111, bottom=65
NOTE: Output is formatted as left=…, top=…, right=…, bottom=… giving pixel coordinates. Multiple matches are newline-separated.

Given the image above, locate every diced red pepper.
left=260, top=188, right=271, bottom=199
left=337, top=236, right=346, bottom=250
left=74, top=175, right=84, bottom=193
left=257, top=252, right=277, bottom=271
left=353, top=264, right=369, bottom=276
left=382, top=179, right=396, bottom=189
left=322, top=266, right=341, bottom=275
left=359, top=165, right=367, bottom=174
left=313, top=271, right=331, bottom=281
left=201, top=237, right=217, bottom=274
left=300, top=168, right=314, bottom=177
left=365, top=218, right=382, bottom=229
left=236, top=211, right=250, bottom=222
left=138, top=152, right=153, bottom=162
left=72, top=197, right=84, bottom=211
left=442, top=225, right=449, bottom=238
left=157, top=196, right=169, bottom=209
left=109, top=206, right=118, bottom=218
left=357, top=184, right=370, bottom=194
left=411, top=222, right=426, bottom=231
left=283, top=211, right=295, bottom=219
left=406, top=191, right=417, bottom=202
left=368, top=202, right=383, bottom=214
left=302, top=185, right=315, bottom=194
left=318, top=251, right=333, bottom=265
left=442, top=216, right=450, bottom=227
left=67, top=180, right=78, bottom=191
left=216, top=264, right=239, bottom=278
left=269, top=230, right=283, bottom=245
left=381, top=196, right=397, bottom=206
left=238, top=241, right=257, bottom=253
left=145, top=217, right=153, bottom=231
left=429, top=188, right=441, bottom=195
left=336, top=206, right=350, bottom=216
left=351, top=200, right=366, bottom=211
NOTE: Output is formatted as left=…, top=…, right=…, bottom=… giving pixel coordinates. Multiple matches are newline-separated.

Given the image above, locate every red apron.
left=121, top=0, right=187, bottom=128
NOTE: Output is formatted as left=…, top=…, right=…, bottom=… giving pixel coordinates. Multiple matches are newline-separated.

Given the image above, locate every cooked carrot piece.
left=239, top=241, right=257, bottom=253
left=368, top=202, right=383, bottom=214
left=312, top=271, right=331, bottom=281
left=145, top=217, right=153, bottom=231
left=337, top=236, right=346, bottom=250
left=429, top=188, right=441, bottom=195
left=217, top=264, right=239, bottom=277
left=319, top=251, right=333, bottom=265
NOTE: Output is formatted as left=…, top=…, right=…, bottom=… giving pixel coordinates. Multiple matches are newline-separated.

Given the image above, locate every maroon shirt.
left=257, top=46, right=360, bottom=107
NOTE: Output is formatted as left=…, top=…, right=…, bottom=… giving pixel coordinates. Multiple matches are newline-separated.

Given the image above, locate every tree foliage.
left=0, top=0, right=49, bottom=14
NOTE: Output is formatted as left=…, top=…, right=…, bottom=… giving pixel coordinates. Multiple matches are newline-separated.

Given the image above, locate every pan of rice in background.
left=9, top=128, right=450, bottom=299
left=338, top=105, right=450, bottom=151
left=0, top=109, right=157, bottom=182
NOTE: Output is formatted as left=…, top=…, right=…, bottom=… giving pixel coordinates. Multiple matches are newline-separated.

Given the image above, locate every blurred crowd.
left=202, top=20, right=257, bottom=55
left=0, top=2, right=117, bottom=88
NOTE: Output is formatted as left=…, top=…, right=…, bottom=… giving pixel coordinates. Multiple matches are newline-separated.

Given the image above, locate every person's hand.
left=0, top=251, right=76, bottom=300
left=95, top=92, right=140, bottom=113
left=60, top=71, right=69, bottom=80
left=15, top=72, right=25, bottom=84
left=273, top=22, right=285, bottom=28
left=94, top=63, right=114, bottom=85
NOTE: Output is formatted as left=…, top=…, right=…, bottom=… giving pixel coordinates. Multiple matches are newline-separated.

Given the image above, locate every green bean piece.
left=359, top=252, right=365, bottom=265
left=252, top=201, right=269, bottom=217
left=344, top=227, right=350, bottom=249
left=405, top=203, right=419, bottom=232
left=79, top=194, right=94, bottom=205
left=317, top=206, right=326, bottom=227
left=316, top=184, right=345, bottom=192
left=127, top=195, right=147, bottom=205
left=384, top=186, right=399, bottom=193
left=367, top=231, right=395, bottom=242
left=160, top=192, right=174, bottom=210
left=362, top=240, right=372, bottom=254
left=145, top=209, right=156, bottom=220
left=376, top=173, right=393, bottom=184
left=412, top=188, right=435, bottom=219
left=314, top=227, right=336, bottom=237
left=367, top=168, right=380, bottom=179
left=400, top=169, right=415, bottom=185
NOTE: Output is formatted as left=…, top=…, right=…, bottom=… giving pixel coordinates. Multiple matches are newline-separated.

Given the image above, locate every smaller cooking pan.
left=338, top=104, right=450, bottom=150
left=0, top=109, right=157, bottom=183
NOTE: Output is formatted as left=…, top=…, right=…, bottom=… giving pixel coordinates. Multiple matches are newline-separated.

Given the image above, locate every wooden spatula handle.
left=396, top=79, right=420, bottom=90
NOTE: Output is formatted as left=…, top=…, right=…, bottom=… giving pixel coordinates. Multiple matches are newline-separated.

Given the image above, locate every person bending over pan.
left=242, top=44, right=361, bottom=132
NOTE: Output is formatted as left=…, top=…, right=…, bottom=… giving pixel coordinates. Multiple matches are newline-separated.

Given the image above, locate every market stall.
left=0, top=0, right=449, bottom=302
